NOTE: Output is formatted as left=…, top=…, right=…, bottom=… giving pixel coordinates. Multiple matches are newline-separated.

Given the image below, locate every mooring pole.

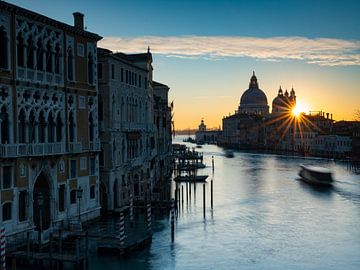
left=203, top=184, right=206, bottom=218
left=170, top=199, right=175, bottom=243
left=212, top=156, right=214, bottom=172
left=211, top=180, right=213, bottom=209
left=181, top=185, right=184, bottom=206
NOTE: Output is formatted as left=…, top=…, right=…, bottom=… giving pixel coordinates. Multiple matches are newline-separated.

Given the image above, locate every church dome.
left=238, top=72, right=269, bottom=115
left=239, top=72, right=268, bottom=106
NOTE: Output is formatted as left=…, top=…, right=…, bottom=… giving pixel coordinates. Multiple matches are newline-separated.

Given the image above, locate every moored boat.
left=174, top=175, right=208, bottom=182
left=298, top=165, right=334, bottom=185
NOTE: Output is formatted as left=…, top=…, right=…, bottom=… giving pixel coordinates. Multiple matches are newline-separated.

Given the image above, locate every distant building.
left=0, top=2, right=102, bottom=239
left=195, top=119, right=221, bottom=144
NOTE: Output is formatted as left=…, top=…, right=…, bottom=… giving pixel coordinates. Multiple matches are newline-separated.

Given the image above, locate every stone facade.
left=0, top=2, right=101, bottom=240
left=98, top=49, right=172, bottom=211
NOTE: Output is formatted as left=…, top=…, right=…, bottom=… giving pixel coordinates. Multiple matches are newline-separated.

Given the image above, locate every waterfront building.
left=98, top=48, right=172, bottom=211
left=153, top=81, right=172, bottom=201
left=312, top=135, right=352, bottom=157
left=0, top=2, right=102, bottom=239
left=195, top=119, right=221, bottom=144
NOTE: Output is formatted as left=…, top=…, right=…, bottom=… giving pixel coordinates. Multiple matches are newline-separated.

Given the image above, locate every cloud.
left=98, top=35, right=360, bottom=66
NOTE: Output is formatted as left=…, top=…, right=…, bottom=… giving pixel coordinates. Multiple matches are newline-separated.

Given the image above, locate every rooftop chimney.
left=73, top=12, right=84, bottom=30
left=326, top=113, right=329, bottom=119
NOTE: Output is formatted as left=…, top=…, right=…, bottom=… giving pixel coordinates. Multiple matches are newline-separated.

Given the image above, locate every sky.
left=7, top=0, right=360, bottom=129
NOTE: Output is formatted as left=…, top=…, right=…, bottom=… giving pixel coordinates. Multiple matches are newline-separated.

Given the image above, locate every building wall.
left=0, top=2, right=101, bottom=238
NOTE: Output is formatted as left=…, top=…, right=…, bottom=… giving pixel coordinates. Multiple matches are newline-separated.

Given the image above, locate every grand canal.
left=90, top=136, right=360, bottom=270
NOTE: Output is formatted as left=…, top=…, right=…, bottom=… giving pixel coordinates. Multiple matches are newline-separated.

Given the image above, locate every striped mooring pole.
left=170, top=199, right=175, bottom=242
left=119, top=213, right=125, bottom=246
left=146, top=203, right=152, bottom=234
left=129, top=194, right=134, bottom=222
left=1, top=226, right=5, bottom=270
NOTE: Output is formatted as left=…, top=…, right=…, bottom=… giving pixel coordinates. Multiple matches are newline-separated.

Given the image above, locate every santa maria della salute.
left=217, top=72, right=345, bottom=156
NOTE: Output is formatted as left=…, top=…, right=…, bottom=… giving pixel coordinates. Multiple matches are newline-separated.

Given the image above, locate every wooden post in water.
left=211, top=180, right=213, bottom=209
left=186, top=182, right=188, bottom=204
left=181, top=185, right=184, bottom=206
left=174, top=187, right=178, bottom=215
left=170, top=199, right=175, bottom=242
left=203, top=183, right=206, bottom=218
left=212, top=156, right=214, bottom=172
left=178, top=187, right=181, bottom=212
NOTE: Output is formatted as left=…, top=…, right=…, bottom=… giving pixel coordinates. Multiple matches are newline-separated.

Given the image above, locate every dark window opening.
left=36, top=39, right=44, bottom=70
left=18, top=191, right=27, bottom=222
left=27, top=35, right=34, bottom=69
left=98, top=63, right=102, bottom=79
left=67, top=46, right=74, bottom=81
left=70, top=159, right=77, bottom=178
left=70, top=190, right=76, bottom=204
left=1, top=106, right=9, bottom=144
left=56, top=113, right=62, bottom=142
left=90, top=185, right=95, bottom=199
left=0, top=26, right=8, bottom=69
left=17, top=34, right=24, bottom=67
left=46, top=41, right=52, bottom=72
left=59, top=185, right=65, bottom=212
left=88, top=52, right=94, bottom=84
left=2, top=202, right=11, bottom=221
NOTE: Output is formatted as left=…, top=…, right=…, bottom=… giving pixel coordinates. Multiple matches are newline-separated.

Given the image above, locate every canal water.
left=90, top=136, right=360, bottom=270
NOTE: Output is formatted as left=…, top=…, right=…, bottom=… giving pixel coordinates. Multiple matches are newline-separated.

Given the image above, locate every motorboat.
left=298, top=165, right=334, bottom=185
left=224, top=149, right=234, bottom=158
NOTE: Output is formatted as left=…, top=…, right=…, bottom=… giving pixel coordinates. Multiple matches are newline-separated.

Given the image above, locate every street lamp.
left=76, top=187, right=83, bottom=222
left=37, top=192, right=44, bottom=251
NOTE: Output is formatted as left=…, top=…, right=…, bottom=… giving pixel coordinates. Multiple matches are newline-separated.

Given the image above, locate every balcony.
left=0, top=142, right=65, bottom=158
left=68, top=142, right=82, bottom=153
left=17, top=67, right=64, bottom=86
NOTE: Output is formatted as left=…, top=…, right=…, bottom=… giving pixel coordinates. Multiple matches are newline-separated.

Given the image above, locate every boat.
left=224, top=149, right=234, bottom=158
left=298, top=165, right=334, bottom=185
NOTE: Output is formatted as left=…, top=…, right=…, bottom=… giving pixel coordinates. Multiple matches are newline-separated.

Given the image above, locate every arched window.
left=67, top=46, right=73, bottom=81
left=0, top=26, right=8, bottom=69
left=48, top=112, right=55, bottom=143
left=88, top=52, right=94, bottom=84
left=46, top=41, right=53, bottom=72
left=54, top=43, right=61, bottom=74
left=0, top=106, right=9, bottom=144
left=27, top=35, right=34, bottom=69
left=36, top=39, right=44, bottom=70
left=68, top=111, right=75, bottom=142
left=56, top=113, right=62, bottom=142
left=2, top=202, right=11, bottom=221
left=89, top=112, right=94, bottom=141
left=28, top=110, right=35, bottom=143
left=18, top=109, right=26, bottom=143
left=70, top=190, right=76, bottom=204
left=18, top=191, right=27, bottom=222
left=17, top=33, right=24, bottom=67
left=38, top=111, right=46, bottom=143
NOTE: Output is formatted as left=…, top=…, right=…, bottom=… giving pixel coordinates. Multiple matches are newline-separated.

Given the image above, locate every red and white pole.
left=0, top=226, right=6, bottom=270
